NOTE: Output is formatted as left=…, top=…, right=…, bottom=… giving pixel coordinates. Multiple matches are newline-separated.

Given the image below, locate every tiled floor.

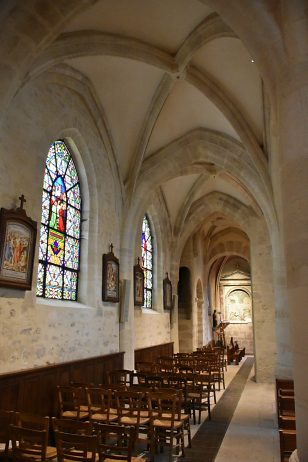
left=152, top=356, right=280, bottom=462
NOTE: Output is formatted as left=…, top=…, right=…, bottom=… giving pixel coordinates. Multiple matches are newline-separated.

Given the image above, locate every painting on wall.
left=226, top=289, right=252, bottom=321
left=102, top=244, right=119, bottom=303
left=134, top=258, right=144, bottom=306
left=0, top=197, right=37, bottom=290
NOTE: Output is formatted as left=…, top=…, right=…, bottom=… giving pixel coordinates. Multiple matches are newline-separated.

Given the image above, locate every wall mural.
left=226, top=289, right=251, bottom=322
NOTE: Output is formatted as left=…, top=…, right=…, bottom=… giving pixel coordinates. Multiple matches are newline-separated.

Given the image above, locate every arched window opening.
left=141, top=215, right=153, bottom=308
left=36, top=140, right=82, bottom=300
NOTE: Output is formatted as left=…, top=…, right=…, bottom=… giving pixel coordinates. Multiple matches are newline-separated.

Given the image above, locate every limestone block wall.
left=224, top=322, right=254, bottom=355
left=178, top=319, right=193, bottom=353
left=134, top=309, right=171, bottom=349
left=0, top=73, right=122, bottom=373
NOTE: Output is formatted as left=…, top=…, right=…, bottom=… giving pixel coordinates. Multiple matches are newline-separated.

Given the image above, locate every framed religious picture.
left=102, top=244, right=119, bottom=302
left=163, top=272, right=172, bottom=310
left=0, top=196, right=37, bottom=290
left=134, top=257, right=144, bottom=306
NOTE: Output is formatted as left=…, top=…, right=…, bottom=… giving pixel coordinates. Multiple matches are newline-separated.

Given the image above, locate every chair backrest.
left=116, top=390, right=143, bottom=420
left=95, top=423, right=135, bottom=462
left=15, top=412, right=50, bottom=431
left=57, top=385, right=83, bottom=419
left=10, top=424, right=48, bottom=462
left=52, top=417, right=93, bottom=435
left=86, top=387, right=112, bottom=418
left=108, top=370, right=132, bottom=387
left=54, top=430, right=97, bottom=462
left=148, top=390, right=182, bottom=423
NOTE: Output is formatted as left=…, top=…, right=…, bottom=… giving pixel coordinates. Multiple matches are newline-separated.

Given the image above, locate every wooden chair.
left=14, top=412, right=57, bottom=460
left=0, top=410, right=15, bottom=462
left=57, top=385, right=89, bottom=420
left=95, top=423, right=148, bottom=462
left=207, top=355, right=225, bottom=390
left=86, top=387, right=118, bottom=424
left=279, top=429, right=296, bottom=462
left=115, top=390, right=151, bottom=447
left=10, top=424, right=49, bottom=462
left=278, top=391, right=296, bottom=430
left=52, top=417, right=93, bottom=435
left=108, top=370, right=132, bottom=388
left=54, top=430, right=97, bottom=462
left=148, top=390, right=185, bottom=462
left=186, top=373, right=212, bottom=424
left=135, top=362, right=155, bottom=374
left=153, top=386, right=191, bottom=450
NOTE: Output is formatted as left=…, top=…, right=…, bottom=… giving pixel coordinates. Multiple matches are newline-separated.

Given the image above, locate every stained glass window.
left=141, top=215, right=153, bottom=308
left=36, top=140, right=82, bottom=300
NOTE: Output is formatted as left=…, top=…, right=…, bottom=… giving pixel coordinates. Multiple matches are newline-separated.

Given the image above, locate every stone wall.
left=224, top=322, right=254, bottom=355
left=0, top=72, right=121, bottom=373
left=134, top=309, right=170, bottom=349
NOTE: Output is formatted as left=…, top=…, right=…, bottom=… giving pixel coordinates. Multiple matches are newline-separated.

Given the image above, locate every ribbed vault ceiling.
left=33, top=0, right=268, bottom=243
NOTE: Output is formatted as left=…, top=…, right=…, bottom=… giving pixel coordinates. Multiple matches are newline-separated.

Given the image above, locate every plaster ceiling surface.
left=195, top=174, right=255, bottom=208
left=146, top=79, right=240, bottom=156
left=63, top=0, right=213, bottom=53
left=192, top=37, right=263, bottom=142
left=161, top=174, right=200, bottom=227
left=66, top=56, right=164, bottom=180
left=43, top=0, right=267, bottom=247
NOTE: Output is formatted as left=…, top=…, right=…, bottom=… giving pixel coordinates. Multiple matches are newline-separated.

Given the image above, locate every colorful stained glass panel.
left=45, top=264, right=63, bottom=299
left=63, top=270, right=77, bottom=300
left=39, top=225, right=48, bottom=260
left=66, top=206, right=80, bottom=239
left=67, top=184, right=81, bottom=210
left=141, top=215, right=153, bottom=308
left=37, top=140, right=81, bottom=300
left=47, top=229, right=65, bottom=266
left=65, top=236, right=79, bottom=270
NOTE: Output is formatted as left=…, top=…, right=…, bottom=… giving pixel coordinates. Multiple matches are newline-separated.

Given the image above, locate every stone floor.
left=152, top=356, right=281, bottom=462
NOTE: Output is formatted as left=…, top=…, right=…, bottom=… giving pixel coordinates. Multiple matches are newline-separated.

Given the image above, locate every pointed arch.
left=36, top=140, right=82, bottom=300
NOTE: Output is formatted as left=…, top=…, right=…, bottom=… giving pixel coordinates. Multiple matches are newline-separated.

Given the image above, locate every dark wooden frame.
left=0, top=206, right=37, bottom=290
left=163, top=273, right=172, bottom=310
left=134, top=259, right=144, bottom=306
left=102, top=245, right=119, bottom=302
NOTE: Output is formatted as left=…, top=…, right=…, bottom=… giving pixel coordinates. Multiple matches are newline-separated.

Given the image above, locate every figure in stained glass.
left=37, top=140, right=81, bottom=300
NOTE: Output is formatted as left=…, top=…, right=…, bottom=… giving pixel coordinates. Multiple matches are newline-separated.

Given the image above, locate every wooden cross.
left=137, top=257, right=140, bottom=265
left=18, top=194, right=26, bottom=209
left=110, top=243, right=114, bottom=253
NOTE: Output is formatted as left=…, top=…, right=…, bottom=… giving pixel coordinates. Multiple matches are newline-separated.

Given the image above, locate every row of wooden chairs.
left=57, top=385, right=192, bottom=449
left=276, top=379, right=296, bottom=462
left=1, top=410, right=147, bottom=462
left=57, top=385, right=192, bottom=461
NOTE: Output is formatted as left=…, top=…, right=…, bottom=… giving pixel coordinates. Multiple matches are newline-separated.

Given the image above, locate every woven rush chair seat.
left=95, top=423, right=149, bottom=462
left=11, top=424, right=51, bottom=462
left=57, top=385, right=89, bottom=421
left=148, top=390, right=185, bottom=462
left=54, top=430, right=97, bottom=462
left=86, top=387, right=118, bottom=424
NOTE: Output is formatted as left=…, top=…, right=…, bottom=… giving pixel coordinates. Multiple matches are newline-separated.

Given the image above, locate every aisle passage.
left=153, top=357, right=280, bottom=462
left=183, top=357, right=254, bottom=461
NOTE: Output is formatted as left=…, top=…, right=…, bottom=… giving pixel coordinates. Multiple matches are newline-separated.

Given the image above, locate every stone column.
left=249, top=218, right=276, bottom=382
left=279, top=67, right=308, bottom=461
left=119, top=245, right=135, bottom=370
